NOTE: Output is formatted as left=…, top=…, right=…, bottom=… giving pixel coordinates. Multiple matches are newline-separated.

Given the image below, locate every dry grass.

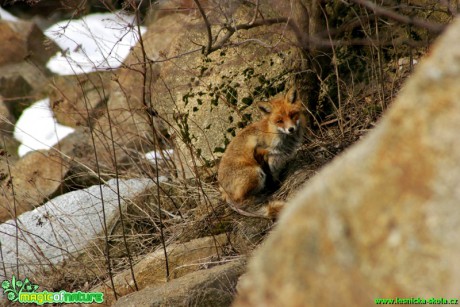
left=0, top=0, right=454, bottom=303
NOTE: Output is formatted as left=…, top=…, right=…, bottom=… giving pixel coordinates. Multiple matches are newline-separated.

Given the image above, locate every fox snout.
left=277, top=121, right=299, bottom=135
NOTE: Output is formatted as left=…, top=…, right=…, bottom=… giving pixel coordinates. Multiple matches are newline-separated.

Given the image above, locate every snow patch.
left=145, top=149, right=174, bottom=164
left=45, top=11, right=146, bottom=75
left=14, top=98, right=75, bottom=157
left=0, top=7, right=18, bottom=22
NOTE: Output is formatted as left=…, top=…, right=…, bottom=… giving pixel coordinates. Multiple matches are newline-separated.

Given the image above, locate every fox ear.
left=258, top=101, right=272, bottom=114
left=286, top=87, right=298, bottom=104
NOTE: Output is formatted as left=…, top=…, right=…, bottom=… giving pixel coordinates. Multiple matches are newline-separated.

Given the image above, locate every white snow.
left=45, top=11, right=146, bottom=75
left=145, top=149, right=174, bottom=164
left=13, top=11, right=147, bottom=156
left=0, top=7, right=19, bottom=22
left=14, top=98, right=75, bottom=157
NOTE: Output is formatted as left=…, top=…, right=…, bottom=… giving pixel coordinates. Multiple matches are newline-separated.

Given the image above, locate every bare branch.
left=208, top=17, right=289, bottom=53
left=193, top=0, right=213, bottom=54
left=349, top=0, right=446, bottom=33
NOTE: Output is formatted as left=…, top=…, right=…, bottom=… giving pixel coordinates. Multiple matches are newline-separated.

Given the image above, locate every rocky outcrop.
left=0, top=178, right=156, bottom=279
left=114, top=260, right=245, bottom=307
left=92, top=234, right=231, bottom=306
left=234, top=17, right=460, bottom=306
left=109, top=1, right=299, bottom=177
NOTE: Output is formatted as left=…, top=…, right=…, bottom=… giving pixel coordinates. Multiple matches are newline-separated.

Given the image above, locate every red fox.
left=217, top=87, right=307, bottom=218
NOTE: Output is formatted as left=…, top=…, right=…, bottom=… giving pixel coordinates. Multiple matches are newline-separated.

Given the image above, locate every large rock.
left=0, top=19, right=57, bottom=67
left=53, top=127, right=155, bottom=185
left=0, top=62, right=49, bottom=116
left=0, top=178, right=155, bottom=279
left=114, top=260, right=245, bottom=307
left=0, top=150, right=70, bottom=222
left=109, top=1, right=299, bottom=177
left=92, top=234, right=231, bottom=306
left=0, top=19, right=59, bottom=117
left=234, top=18, right=460, bottom=306
left=49, top=72, right=111, bottom=127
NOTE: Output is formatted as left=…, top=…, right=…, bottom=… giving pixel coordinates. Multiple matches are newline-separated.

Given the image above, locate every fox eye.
left=276, top=119, right=283, bottom=124
left=290, top=112, right=299, bottom=120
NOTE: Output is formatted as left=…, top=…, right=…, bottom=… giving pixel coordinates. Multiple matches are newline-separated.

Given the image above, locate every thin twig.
left=349, top=0, right=446, bottom=33
left=1, top=136, right=19, bottom=277
left=77, top=72, right=118, bottom=300
left=248, top=0, right=260, bottom=25
left=209, top=17, right=289, bottom=53
left=133, top=0, right=171, bottom=280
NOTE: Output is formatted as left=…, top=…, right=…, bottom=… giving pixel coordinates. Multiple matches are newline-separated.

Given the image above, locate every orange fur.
left=217, top=88, right=306, bottom=218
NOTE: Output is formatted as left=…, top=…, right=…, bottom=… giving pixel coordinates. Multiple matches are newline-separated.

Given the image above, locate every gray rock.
left=0, top=178, right=158, bottom=279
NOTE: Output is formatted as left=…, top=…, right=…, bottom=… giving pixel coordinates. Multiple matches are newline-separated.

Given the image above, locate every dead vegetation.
left=0, top=0, right=455, bottom=303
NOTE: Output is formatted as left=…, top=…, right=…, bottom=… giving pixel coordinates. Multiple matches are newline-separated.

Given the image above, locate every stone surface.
left=0, top=178, right=155, bottom=279
left=0, top=19, right=58, bottom=117
left=92, top=234, right=231, bottom=306
left=0, top=95, right=15, bottom=131
left=0, top=150, right=70, bottom=222
left=108, top=1, right=299, bottom=177
left=234, top=18, right=460, bottom=306
left=49, top=72, right=112, bottom=127
left=53, top=127, right=157, bottom=186
left=113, top=260, right=245, bottom=307
left=0, top=18, right=57, bottom=70
left=0, top=96, right=18, bottom=155
left=0, top=62, right=49, bottom=116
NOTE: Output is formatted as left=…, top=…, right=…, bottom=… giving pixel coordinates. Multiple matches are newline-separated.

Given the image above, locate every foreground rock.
left=114, top=260, right=245, bottom=307
left=0, top=178, right=156, bottom=279
left=234, top=18, right=460, bottom=306
left=92, top=234, right=231, bottom=306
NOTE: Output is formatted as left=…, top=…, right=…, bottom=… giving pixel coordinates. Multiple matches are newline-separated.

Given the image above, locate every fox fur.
left=217, top=87, right=307, bottom=218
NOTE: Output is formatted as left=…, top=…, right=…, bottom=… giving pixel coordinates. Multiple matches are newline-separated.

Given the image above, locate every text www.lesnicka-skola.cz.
left=375, top=297, right=459, bottom=305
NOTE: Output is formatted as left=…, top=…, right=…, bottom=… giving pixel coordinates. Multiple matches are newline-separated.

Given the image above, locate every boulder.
left=49, top=72, right=112, bottom=127
left=0, top=150, right=70, bottom=222
left=91, top=234, right=231, bottom=306
left=53, top=127, right=156, bottom=186
left=0, top=20, right=54, bottom=67
left=113, top=260, right=245, bottom=307
left=0, top=178, right=155, bottom=279
left=109, top=1, right=299, bottom=177
left=0, top=19, right=59, bottom=117
left=0, top=62, right=49, bottom=116
left=234, top=18, right=460, bottom=306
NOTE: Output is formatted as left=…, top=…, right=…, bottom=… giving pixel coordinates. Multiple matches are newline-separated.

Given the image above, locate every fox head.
left=258, top=88, right=304, bottom=135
